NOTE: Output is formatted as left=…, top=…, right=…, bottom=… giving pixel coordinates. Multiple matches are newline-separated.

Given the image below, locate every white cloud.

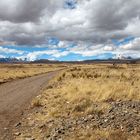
left=47, top=41, right=68, bottom=49
left=120, top=37, right=140, bottom=50
left=0, top=0, right=140, bottom=46
left=0, top=54, right=5, bottom=58
left=0, top=46, right=24, bottom=54
left=21, top=49, right=69, bottom=61
left=25, top=50, right=59, bottom=61
left=104, top=45, right=115, bottom=51
left=66, top=41, right=115, bottom=57
left=52, top=51, right=69, bottom=58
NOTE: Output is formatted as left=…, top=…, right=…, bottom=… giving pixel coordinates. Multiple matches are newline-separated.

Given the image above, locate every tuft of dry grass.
left=31, top=97, right=43, bottom=107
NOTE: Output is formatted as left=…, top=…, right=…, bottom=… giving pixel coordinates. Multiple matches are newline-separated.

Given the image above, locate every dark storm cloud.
left=90, top=0, right=140, bottom=31
left=0, top=0, right=64, bottom=23
left=0, top=0, right=48, bottom=23
left=0, top=0, right=140, bottom=47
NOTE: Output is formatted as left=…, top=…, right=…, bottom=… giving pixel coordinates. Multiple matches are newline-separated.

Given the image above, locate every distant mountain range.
left=0, top=58, right=25, bottom=63
left=32, top=58, right=140, bottom=64
left=0, top=57, right=140, bottom=64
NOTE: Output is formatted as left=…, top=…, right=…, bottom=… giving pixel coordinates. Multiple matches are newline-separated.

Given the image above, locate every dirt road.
left=0, top=71, right=60, bottom=140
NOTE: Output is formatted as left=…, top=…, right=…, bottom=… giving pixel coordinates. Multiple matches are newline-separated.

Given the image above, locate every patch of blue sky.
left=112, top=36, right=135, bottom=46
left=57, top=53, right=114, bottom=61
left=1, top=45, right=28, bottom=52
left=58, top=53, right=83, bottom=61
left=64, top=0, right=77, bottom=9
left=0, top=53, right=6, bottom=57
left=95, top=53, right=114, bottom=59
left=0, top=53, right=21, bottom=58
left=48, top=37, right=59, bottom=45
left=57, top=48, right=67, bottom=52
left=2, top=45, right=52, bottom=52
left=68, top=42, right=77, bottom=48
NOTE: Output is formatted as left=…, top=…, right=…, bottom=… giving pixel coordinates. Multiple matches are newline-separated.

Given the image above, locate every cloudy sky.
left=0, top=0, right=140, bottom=61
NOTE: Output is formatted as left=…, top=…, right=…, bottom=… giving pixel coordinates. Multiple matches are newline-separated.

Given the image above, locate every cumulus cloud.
left=104, top=45, right=115, bottom=51
left=0, top=46, right=24, bottom=54
left=0, top=0, right=140, bottom=45
left=25, top=50, right=58, bottom=61
left=0, top=0, right=63, bottom=23
left=68, top=42, right=112, bottom=57
left=20, top=49, right=69, bottom=61
left=0, top=0, right=140, bottom=59
left=120, top=38, right=140, bottom=50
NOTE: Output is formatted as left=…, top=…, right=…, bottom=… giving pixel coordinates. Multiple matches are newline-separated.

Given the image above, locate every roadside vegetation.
left=0, top=64, right=66, bottom=84
left=14, top=64, right=140, bottom=140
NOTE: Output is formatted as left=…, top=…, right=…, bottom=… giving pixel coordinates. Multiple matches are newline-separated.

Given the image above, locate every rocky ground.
left=13, top=99, right=140, bottom=140
left=45, top=101, right=140, bottom=139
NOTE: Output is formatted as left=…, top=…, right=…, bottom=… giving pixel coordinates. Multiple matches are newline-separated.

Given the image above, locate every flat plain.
left=11, top=63, right=140, bottom=140
left=0, top=63, right=66, bottom=84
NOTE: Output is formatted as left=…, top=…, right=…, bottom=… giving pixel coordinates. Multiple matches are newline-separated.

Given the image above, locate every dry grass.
left=31, top=95, right=43, bottom=107
left=14, top=64, right=140, bottom=140
left=53, top=64, right=140, bottom=102
left=42, top=64, right=140, bottom=119
left=0, top=63, right=66, bottom=83
left=67, top=129, right=140, bottom=140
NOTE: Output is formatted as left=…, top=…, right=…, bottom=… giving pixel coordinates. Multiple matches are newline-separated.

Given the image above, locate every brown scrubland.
left=10, top=64, right=140, bottom=139
left=0, top=64, right=66, bottom=84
